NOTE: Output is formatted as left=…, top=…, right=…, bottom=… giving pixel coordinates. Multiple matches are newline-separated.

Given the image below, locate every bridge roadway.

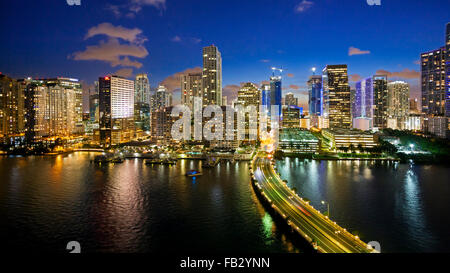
left=251, top=152, right=376, bottom=253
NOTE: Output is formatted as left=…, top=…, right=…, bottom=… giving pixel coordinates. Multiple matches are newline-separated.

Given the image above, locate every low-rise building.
left=278, top=128, right=319, bottom=153
left=322, top=129, right=377, bottom=149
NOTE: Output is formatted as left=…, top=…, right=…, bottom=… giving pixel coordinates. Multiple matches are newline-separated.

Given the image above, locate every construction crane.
left=271, top=67, right=283, bottom=77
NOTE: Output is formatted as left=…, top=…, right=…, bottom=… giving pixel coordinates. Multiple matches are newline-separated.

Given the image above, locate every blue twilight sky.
left=0, top=0, right=449, bottom=110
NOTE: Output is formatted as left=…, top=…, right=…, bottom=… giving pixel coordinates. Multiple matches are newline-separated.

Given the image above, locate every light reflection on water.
left=276, top=158, right=450, bottom=252
left=0, top=152, right=295, bottom=253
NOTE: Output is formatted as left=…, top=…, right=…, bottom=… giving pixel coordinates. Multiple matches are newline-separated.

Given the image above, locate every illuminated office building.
left=308, top=75, right=322, bottom=116
left=98, top=75, right=135, bottom=147
left=284, top=92, right=298, bottom=107
left=387, top=81, right=410, bottom=129
left=134, top=74, right=151, bottom=133
left=282, top=106, right=301, bottom=129
left=0, top=74, right=24, bottom=138
left=202, top=45, right=222, bottom=106
left=237, top=82, right=260, bottom=108
left=270, top=74, right=282, bottom=118
left=181, top=73, right=202, bottom=109
left=322, top=65, right=351, bottom=129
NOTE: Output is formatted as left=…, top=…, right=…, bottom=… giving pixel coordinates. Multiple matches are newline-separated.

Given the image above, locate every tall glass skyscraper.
left=270, top=75, right=282, bottom=118
left=260, top=84, right=271, bottom=112
left=307, top=75, right=322, bottom=116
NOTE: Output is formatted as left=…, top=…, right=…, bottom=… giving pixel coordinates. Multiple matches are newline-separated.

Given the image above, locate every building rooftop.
left=280, top=129, right=319, bottom=142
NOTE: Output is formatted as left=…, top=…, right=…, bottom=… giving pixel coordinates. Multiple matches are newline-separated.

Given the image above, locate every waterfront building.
left=278, top=128, right=319, bottom=154
left=181, top=73, right=202, bottom=109
left=403, top=114, right=423, bottom=131
left=22, top=77, right=83, bottom=145
left=387, top=81, right=410, bottom=129
left=421, top=47, right=446, bottom=116
left=202, top=45, right=222, bottom=106
left=98, top=75, right=135, bottom=147
left=423, top=116, right=448, bottom=138
left=420, top=22, right=450, bottom=138
left=0, top=74, right=24, bottom=138
left=282, top=105, right=301, bottom=129
left=151, top=106, right=175, bottom=144
left=322, top=129, right=377, bottom=149
left=322, top=65, right=351, bottom=129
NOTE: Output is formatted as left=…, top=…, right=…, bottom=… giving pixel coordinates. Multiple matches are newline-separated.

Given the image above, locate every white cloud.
left=295, top=0, right=314, bottom=13
left=348, top=46, right=371, bottom=56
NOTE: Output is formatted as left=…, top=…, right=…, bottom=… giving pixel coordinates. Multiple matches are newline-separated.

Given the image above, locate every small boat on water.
left=145, top=159, right=161, bottom=165
left=186, top=170, right=202, bottom=177
left=162, top=159, right=177, bottom=165
left=111, top=157, right=124, bottom=163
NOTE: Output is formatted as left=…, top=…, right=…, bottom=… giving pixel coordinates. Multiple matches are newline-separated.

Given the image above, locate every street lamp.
left=321, top=200, right=330, bottom=217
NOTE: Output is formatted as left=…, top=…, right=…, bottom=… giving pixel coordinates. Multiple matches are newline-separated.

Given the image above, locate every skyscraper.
left=322, top=65, right=351, bottom=129
left=202, top=45, right=222, bottom=106
left=284, top=93, right=298, bottom=107
left=22, top=77, right=83, bottom=144
left=135, top=74, right=151, bottom=104
left=181, top=73, right=202, bottom=109
left=237, top=82, right=260, bottom=108
left=134, top=74, right=151, bottom=132
left=308, top=75, right=322, bottom=116
left=270, top=74, right=282, bottom=118
left=98, top=75, right=135, bottom=147
left=446, top=22, right=450, bottom=118
left=353, top=77, right=374, bottom=130
left=387, top=81, right=410, bottom=129
left=421, top=46, right=446, bottom=116
left=0, top=74, right=24, bottom=137
left=373, top=75, right=389, bottom=129
left=152, top=85, right=171, bottom=111
left=260, top=84, right=271, bottom=110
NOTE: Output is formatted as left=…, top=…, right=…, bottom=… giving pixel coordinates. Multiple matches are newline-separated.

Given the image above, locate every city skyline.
left=1, top=1, right=449, bottom=110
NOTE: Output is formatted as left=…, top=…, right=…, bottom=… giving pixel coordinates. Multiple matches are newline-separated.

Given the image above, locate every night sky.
left=1, top=0, right=449, bottom=110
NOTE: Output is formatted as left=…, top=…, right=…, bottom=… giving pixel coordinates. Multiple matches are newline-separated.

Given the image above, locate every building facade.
left=373, top=75, right=389, bottom=129
left=353, top=77, right=374, bottom=130
left=202, top=45, right=222, bottom=106
left=387, top=81, right=410, bottom=129
left=322, top=65, right=351, bottom=129
left=181, top=73, right=203, bottom=109
left=98, top=76, right=135, bottom=147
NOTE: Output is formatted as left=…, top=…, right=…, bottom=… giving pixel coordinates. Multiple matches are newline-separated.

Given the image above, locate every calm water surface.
left=0, top=153, right=449, bottom=253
